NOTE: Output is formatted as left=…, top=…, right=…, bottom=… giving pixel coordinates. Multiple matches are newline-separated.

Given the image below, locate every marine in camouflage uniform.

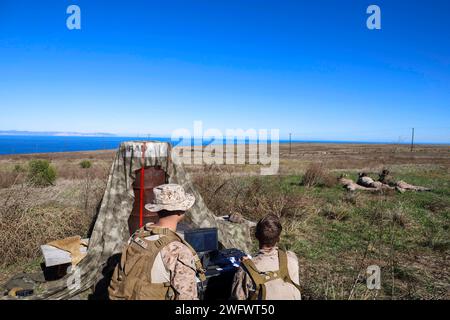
left=357, top=172, right=396, bottom=191
left=154, top=238, right=199, bottom=299
left=231, top=215, right=301, bottom=300
left=141, top=184, right=202, bottom=300
left=378, top=169, right=431, bottom=192
left=231, top=247, right=301, bottom=300
left=119, top=223, right=201, bottom=300
left=357, top=172, right=383, bottom=189
left=109, top=184, right=204, bottom=300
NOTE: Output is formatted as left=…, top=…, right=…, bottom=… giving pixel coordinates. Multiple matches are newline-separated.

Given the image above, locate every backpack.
left=108, top=225, right=205, bottom=300
left=241, top=249, right=301, bottom=300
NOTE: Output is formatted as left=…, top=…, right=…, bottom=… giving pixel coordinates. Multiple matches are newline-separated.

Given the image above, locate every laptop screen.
left=184, top=228, right=218, bottom=253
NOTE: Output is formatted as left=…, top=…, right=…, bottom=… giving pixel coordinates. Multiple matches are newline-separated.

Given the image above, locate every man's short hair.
left=157, top=209, right=185, bottom=218
left=255, top=214, right=282, bottom=247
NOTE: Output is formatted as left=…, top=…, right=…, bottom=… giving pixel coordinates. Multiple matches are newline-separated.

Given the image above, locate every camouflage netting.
left=22, top=141, right=253, bottom=299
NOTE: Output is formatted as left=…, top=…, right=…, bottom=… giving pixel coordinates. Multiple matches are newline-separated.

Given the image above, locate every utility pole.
left=289, top=133, right=292, bottom=154
left=410, top=128, right=415, bottom=152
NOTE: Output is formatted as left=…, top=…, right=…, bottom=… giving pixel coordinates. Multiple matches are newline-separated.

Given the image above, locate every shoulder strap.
left=132, top=226, right=152, bottom=240
left=277, top=249, right=289, bottom=279
left=240, top=250, right=301, bottom=300
left=277, top=249, right=302, bottom=292
left=241, top=259, right=268, bottom=300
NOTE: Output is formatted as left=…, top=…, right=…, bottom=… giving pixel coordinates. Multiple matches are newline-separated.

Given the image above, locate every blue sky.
left=0, top=0, right=449, bottom=142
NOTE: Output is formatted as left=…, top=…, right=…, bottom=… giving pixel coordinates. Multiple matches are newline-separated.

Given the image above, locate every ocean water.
left=0, top=136, right=168, bottom=155
left=0, top=135, right=262, bottom=155
left=0, top=135, right=423, bottom=155
left=0, top=136, right=250, bottom=154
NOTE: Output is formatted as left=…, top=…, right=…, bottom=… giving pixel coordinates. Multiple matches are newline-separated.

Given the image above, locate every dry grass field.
left=0, top=143, right=449, bottom=299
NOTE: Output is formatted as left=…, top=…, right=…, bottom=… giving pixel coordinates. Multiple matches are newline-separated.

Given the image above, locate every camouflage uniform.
left=139, top=230, right=198, bottom=300
left=379, top=169, right=430, bottom=192
left=357, top=173, right=392, bottom=190
left=357, top=173, right=378, bottom=188
left=231, top=247, right=301, bottom=300
left=378, top=170, right=396, bottom=186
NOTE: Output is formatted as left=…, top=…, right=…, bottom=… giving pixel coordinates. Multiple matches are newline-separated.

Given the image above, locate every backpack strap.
left=241, top=249, right=301, bottom=300
left=132, top=226, right=151, bottom=239
left=241, top=259, right=269, bottom=300
left=277, top=249, right=302, bottom=293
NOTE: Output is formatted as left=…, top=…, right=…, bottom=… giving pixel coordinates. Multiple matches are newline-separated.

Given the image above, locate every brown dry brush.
left=55, top=161, right=110, bottom=180
left=193, top=170, right=307, bottom=222
left=301, top=163, right=337, bottom=188
left=0, top=170, right=25, bottom=189
left=0, top=172, right=106, bottom=267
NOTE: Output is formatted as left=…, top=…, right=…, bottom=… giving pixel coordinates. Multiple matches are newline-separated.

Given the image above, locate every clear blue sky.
left=0, top=0, right=449, bottom=142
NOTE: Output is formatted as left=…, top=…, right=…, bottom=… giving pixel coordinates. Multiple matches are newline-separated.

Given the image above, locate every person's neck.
left=259, top=245, right=276, bottom=252
left=154, top=218, right=178, bottom=232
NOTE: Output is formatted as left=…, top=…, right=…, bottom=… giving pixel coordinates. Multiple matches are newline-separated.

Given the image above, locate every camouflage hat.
left=145, top=183, right=195, bottom=212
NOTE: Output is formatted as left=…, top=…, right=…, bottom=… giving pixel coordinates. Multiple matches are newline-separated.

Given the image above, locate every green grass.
left=2, top=162, right=447, bottom=299
left=236, top=167, right=450, bottom=299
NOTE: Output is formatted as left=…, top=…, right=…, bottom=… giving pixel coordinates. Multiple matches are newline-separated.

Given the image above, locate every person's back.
left=231, top=214, right=301, bottom=300
left=357, top=172, right=375, bottom=187
left=232, top=247, right=301, bottom=300
left=144, top=228, right=196, bottom=296
left=108, top=184, right=204, bottom=300
left=378, top=169, right=395, bottom=186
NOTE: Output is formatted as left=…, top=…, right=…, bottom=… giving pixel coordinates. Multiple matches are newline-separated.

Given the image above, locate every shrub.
left=193, top=172, right=309, bottom=221
left=13, top=164, right=25, bottom=173
left=27, top=159, right=57, bottom=187
left=80, top=160, right=92, bottom=169
left=301, top=163, right=337, bottom=188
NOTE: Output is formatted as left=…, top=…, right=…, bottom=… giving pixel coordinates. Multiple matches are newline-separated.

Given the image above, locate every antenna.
left=410, top=128, right=415, bottom=152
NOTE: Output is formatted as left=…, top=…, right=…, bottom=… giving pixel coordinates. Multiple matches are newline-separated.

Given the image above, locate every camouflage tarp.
left=26, top=141, right=253, bottom=299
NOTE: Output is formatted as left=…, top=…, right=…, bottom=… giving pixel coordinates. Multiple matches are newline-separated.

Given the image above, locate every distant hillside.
left=0, top=130, right=116, bottom=137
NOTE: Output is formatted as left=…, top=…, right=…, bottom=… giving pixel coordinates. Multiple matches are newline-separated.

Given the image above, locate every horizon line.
left=0, top=133, right=449, bottom=146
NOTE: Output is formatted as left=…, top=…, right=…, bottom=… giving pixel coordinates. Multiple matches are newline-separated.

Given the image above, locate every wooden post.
left=410, top=128, right=415, bottom=152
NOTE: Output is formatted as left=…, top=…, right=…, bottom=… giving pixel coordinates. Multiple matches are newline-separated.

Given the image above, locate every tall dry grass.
left=301, top=163, right=337, bottom=188
left=0, top=171, right=24, bottom=189
left=0, top=165, right=107, bottom=267
left=192, top=165, right=310, bottom=222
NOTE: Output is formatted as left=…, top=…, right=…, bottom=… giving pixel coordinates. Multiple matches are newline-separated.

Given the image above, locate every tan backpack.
left=241, top=249, right=301, bottom=300
left=108, top=225, right=205, bottom=300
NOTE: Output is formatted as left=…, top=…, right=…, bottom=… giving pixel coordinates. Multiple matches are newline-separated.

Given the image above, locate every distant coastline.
left=0, top=130, right=117, bottom=137
left=0, top=134, right=448, bottom=156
